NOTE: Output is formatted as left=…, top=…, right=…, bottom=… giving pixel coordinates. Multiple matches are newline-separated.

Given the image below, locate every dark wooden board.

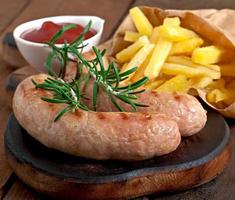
left=4, top=112, right=231, bottom=199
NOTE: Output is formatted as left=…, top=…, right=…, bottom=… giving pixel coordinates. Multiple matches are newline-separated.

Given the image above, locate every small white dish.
left=13, top=16, right=105, bottom=72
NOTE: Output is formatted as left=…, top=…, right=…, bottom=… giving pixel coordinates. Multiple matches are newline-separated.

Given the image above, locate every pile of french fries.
left=115, top=7, right=235, bottom=109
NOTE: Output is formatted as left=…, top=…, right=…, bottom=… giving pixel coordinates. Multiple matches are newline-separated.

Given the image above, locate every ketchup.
left=21, top=21, right=96, bottom=44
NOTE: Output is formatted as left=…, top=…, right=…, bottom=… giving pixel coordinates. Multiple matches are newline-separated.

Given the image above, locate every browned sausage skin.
left=13, top=74, right=181, bottom=160
left=66, top=58, right=207, bottom=137
left=82, top=80, right=207, bottom=137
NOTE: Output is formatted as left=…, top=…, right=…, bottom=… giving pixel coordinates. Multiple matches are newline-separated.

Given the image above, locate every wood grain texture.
left=0, top=107, right=12, bottom=190
left=133, top=0, right=235, bottom=9
left=0, top=59, right=14, bottom=107
left=6, top=145, right=230, bottom=200
left=1, top=33, right=28, bottom=68
left=3, top=180, right=39, bottom=200
left=1, top=0, right=133, bottom=42
left=0, top=0, right=29, bottom=67
left=0, top=0, right=29, bottom=33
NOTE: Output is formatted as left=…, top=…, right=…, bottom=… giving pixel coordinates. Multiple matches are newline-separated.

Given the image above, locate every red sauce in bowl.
left=20, top=21, right=96, bottom=44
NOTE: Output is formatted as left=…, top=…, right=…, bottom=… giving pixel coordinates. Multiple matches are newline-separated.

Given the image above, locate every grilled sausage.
left=82, top=80, right=207, bottom=137
left=13, top=74, right=181, bottom=160
left=65, top=55, right=207, bottom=137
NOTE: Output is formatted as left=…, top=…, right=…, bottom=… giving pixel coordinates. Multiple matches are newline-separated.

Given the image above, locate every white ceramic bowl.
left=13, top=16, right=105, bottom=72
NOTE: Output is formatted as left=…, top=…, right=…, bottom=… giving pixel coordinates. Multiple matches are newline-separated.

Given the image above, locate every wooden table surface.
left=1, top=0, right=235, bottom=199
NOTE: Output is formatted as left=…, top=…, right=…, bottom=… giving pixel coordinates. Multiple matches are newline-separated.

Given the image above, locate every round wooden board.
left=5, top=112, right=231, bottom=200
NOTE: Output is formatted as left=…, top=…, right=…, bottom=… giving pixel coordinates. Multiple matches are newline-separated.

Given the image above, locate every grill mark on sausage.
left=139, top=113, right=152, bottom=122
left=75, top=110, right=83, bottom=118
left=120, top=113, right=129, bottom=120
left=47, top=103, right=57, bottom=112
left=97, top=113, right=106, bottom=120
left=151, top=91, right=159, bottom=97
left=174, top=94, right=181, bottom=101
left=145, top=114, right=152, bottom=120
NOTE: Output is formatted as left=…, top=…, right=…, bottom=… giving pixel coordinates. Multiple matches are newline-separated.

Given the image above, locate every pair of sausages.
left=13, top=73, right=206, bottom=160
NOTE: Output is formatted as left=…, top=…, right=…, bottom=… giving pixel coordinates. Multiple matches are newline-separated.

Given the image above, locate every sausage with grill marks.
left=13, top=74, right=181, bottom=160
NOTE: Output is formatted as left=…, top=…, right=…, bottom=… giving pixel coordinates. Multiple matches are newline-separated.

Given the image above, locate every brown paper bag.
left=103, top=6, right=235, bottom=118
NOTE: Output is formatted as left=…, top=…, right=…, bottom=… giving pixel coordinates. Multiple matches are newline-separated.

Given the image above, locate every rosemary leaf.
left=115, top=67, right=137, bottom=78
left=112, top=62, right=120, bottom=88
left=54, top=105, right=71, bottom=121
left=93, top=47, right=105, bottom=78
left=44, top=51, right=58, bottom=77
left=50, top=24, right=76, bottom=44
left=116, top=95, right=137, bottom=111
left=108, top=92, right=124, bottom=112
left=70, top=20, right=92, bottom=46
left=41, top=97, right=68, bottom=104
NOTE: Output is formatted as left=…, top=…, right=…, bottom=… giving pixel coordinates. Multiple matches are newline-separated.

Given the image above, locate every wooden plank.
left=2, top=0, right=133, bottom=42
left=0, top=59, right=14, bottom=107
left=133, top=0, right=235, bottom=9
left=0, top=0, right=29, bottom=33
left=3, top=180, right=39, bottom=200
left=0, top=106, right=12, bottom=190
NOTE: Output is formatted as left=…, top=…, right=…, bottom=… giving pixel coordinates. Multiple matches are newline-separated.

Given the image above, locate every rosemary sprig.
left=69, top=46, right=149, bottom=111
left=44, top=21, right=92, bottom=78
left=32, top=78, right=89, bottom=121
left=33, top=21, right=149, bottom=121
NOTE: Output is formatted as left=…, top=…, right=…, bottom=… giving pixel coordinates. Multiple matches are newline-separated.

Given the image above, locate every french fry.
left=206, top=79, right=225, bottom=89
left=193, top=66, right=220, bottom=79
left=206, top=65, right=220, bottom=72
left=150, top=27, right=160, bottom=44
left=155, top=75, right=190, bottom=92
left=144, top=37, right=172, bottom=79
left=116, top=36, right=149, bottom=63
left=167, top=56, right=194, bottom=65
left=162, top=62, right=220, bottom=79
left=167, top=56, right=220, bottom=70
left=206, top=88, right=235, bottom=106
left=158, top=25, right=197, bottom=42
left=167, top=56, right=220, bottom=79
left=190, top=76, right=213, bottom=88
left=207, top=89, right=228, bottom=103
left=117, top=8, right=235, bottom=102
left=120, top=63, right=128, bottom=73
left=129, top=7, right=153, bottom=36
left=220, top=64, right=235, bottom=77
left=150, top=18, right=181, bottom=44
left=145, top=79, right=165, bottom=90
left=123, top=43, right=154, bottom=81
left=192, top=45, right=224, bottom=65
left=163, top=17, right=180, bottom=26
left=170, top=37, right=203, bottom=56
left=162, top=63, right=203, bottom=77
left=131, top=48, right=153, bottom=82
left=124, top=31, right=142, bottom=42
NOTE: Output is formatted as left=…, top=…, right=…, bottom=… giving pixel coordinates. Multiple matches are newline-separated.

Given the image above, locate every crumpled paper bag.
left=103, top=6, right=235, bottom=118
